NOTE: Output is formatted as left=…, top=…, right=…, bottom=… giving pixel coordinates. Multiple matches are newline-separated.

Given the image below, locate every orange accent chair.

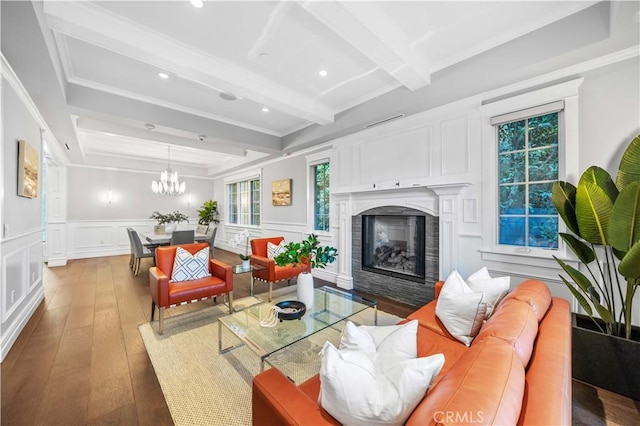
left=250, top=237, right=303, bottom=301
left=149, top=242, right=233, bottom=334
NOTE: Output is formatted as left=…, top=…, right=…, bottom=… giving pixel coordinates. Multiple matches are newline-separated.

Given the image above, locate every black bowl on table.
left=275, top=300, right=306, bottom=321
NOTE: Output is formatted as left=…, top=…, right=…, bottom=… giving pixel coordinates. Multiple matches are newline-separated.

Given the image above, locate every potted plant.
left=551, top=134, right=640, bottom=399
left=274, top=234, right=338, bottom=308
left=229, top=228, right=251, bottom=268
left=197, top=200, right=220, bottom=226
left=150, top=210, right=189, bottom=233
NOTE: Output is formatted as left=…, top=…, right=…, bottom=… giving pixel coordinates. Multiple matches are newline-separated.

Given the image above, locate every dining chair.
left=170, top=230, right=195, bottom=245
left=126, top=227, right=135, bottom=269
left=131, top=230, right=155, bottom=275
left=207, top=227, right=217, bottom=258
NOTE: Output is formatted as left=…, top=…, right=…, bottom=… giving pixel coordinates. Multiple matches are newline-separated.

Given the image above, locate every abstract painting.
left=18, top=140, right=38, bottom=198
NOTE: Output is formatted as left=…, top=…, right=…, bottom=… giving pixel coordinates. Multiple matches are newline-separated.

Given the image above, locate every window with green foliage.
left=228, top=178, right=260, bottom=225
left=498, top=112, right=559, bottom=248
left=313, top=162, right=330, bottom=231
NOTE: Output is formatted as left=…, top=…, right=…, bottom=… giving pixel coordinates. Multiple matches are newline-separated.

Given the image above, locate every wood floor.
left=2, top=249, right=638, bottom=425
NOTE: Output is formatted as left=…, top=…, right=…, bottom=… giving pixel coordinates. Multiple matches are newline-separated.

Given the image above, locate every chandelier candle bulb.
left=152, top=146, right=186, bottom=196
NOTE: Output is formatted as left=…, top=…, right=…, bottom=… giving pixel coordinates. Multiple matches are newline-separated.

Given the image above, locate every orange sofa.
left=252, top=279, right=571, bottom=425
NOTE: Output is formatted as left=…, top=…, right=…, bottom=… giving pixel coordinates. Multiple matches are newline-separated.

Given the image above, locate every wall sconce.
left=186, top=193, right=192, bottom=206
left=106, top=190, right=112, bottom=204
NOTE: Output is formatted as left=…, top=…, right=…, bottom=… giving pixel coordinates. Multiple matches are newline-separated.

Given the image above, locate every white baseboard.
left=0, top=286, right=44, bottom=362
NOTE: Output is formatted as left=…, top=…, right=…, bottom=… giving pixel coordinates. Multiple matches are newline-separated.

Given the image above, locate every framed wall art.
left=17, top=140, right=39, bottom=198
left=272, top=179, right=292, bottom=206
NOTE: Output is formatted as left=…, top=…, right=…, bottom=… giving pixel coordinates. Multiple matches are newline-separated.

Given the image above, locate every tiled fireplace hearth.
left=334, top=184, right=469, bottom=307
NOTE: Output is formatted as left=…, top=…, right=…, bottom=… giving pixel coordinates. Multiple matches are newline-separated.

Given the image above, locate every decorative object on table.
left=17, top=140, right=39, bottom=198
left=229, top=228, right=251, bottom=268
left=259, top=301, right=306, bottom=327
left=150, top=210, right=189, bottom=233
left=273, top=234, right=338, bottom=309
left=272, top=178, right=292, bottom=206
left=552, top=133, right=640, bottom=399
left=151, top=146, right=186, bottom=196
left=197, top=199, right=220, bottom=225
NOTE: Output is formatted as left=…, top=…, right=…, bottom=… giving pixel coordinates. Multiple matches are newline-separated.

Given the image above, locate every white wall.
left=1, top=67, right=45, bottom=361
left=62, top=166, right=214, bottom=259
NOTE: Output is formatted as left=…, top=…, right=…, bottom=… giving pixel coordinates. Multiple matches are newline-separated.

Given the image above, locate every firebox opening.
left=361, top=214, right=426, bottom=283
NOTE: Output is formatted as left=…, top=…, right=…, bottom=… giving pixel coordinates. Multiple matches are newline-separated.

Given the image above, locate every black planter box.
left=572, top=314, right=640, bottom=401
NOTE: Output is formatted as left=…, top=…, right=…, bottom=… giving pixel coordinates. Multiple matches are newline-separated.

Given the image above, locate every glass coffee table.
left=218, top=286, right=377, bottom=372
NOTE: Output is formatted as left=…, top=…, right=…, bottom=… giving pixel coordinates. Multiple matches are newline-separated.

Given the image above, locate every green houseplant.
left=197, top=200, right=220, bottom=226
left=551, top=134, right=640, bottom=399
left=274, top=234, right=338, bottom=309
left=150, top=210, right=190, bottom=225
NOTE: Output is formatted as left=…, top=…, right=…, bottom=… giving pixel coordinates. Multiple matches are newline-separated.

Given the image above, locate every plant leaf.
left=552, top=181, right=580, bottom=236
left=593, top=302, right=616, bottom=324
left=554, top=256, right=598, bottom=297
left=616, top=134, right=640, bottom=190
left=609, top=182, right=640, bottom=252
left=559, top=233, right=595, bottom=264
left=559, top=275, right=593, bottom=316
left=619, top=239, right=640, bottom=279
left=579, top=166, right=619, bottom=203
left=576, top=180, right=614, bottom=245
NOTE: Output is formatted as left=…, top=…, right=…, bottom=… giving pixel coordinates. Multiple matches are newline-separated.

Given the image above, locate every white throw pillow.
left=170, top=246, right=211, bottom=282
left=339, top=320, right=418, bottom=359
left=435, top=270, right=486, bottom=346
left=467, top=267, right=510, bottom=318
left=266, top=241, right=286, bottom=259
left=319, top=342, right=445, bottom=426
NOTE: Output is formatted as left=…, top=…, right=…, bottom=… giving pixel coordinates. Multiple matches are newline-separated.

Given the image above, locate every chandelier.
left=152, top=146, right=186, bottom=196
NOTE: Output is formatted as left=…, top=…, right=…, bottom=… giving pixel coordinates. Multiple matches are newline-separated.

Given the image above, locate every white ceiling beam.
left=42, top=1, right=335, bottom=125
left=302, top=1, right=431, bottom=91
left=75, top=117, right=249, bottom=158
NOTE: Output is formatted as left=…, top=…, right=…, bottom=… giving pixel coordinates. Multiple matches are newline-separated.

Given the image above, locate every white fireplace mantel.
left=334, top=182, right=471, bottom=290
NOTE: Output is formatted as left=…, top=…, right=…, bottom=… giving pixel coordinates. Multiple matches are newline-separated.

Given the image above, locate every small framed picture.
left=17, top=140, right=39, bottom=198
left=272, top=179, right=292, bottom=206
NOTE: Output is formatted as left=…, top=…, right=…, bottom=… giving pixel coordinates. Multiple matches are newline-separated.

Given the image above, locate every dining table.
left=142, top=232, right=210, bottom=246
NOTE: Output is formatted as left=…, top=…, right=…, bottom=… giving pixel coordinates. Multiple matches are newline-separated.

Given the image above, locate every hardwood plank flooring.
left=1, top=249, right=638, bottom=425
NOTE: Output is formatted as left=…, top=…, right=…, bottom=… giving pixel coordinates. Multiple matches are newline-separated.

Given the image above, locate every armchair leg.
left=228, top=291, right=233, bottom=314
left=159, top=307, right=165, bottom=335
left=268, top=283, right=273, bottom=302
left=151, top=301, right=156, bottom=321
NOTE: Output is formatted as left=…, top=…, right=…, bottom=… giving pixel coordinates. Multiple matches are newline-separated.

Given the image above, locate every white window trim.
left=306, top=150, right=332, bottom=235
left=479, top=78, right=583, bottom=261
left=224, top=168, right=262, bottom=226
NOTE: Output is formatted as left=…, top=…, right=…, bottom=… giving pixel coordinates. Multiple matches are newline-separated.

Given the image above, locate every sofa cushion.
left=319, top=342, right=444, bottom=426
left=167, top=276, right=226, bottom=305
left=436, top=271, right=486, bottom=346
left=339, top=320, right=418, bottom=359
left=170, top=246, right=211, bottom=282
left=467, top=267, right=510, bottom=319
left=407, top=336, right=525, bottom=426
left=501, top=279, right=551, bottom=322
left=474, top=299, right=539, bottom=366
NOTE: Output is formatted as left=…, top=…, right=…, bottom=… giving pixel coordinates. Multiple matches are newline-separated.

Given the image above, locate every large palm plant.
left=552, top=134, right=640, bottom=339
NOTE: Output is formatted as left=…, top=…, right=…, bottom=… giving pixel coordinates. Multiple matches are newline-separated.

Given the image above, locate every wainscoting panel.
left=2, top=247, right=27, bottom=323
left=441, top=116, right=470, bottom=176
left=28, top=240, right=43, bottom=292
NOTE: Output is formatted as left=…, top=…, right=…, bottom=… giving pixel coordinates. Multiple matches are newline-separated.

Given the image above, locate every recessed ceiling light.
left=145, top=123, right=156, bottom=131
left=262, top=107, right=269, bottom=112
left=190, top=0, right=204, bottom=8
left=318, top=69, right=328, bottom=77
left=220, top=92, right=237, bottom=101
left=197, top=134, right=207, bottom=142
left=259, top=53, right=270, bottom=61
left=158, top=72, right=169, bottom=79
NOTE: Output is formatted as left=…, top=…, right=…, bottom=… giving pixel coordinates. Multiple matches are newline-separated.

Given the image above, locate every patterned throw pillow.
left=170, top=246, right=211, bottom=282
left=267, top=241, right=286, bottom=259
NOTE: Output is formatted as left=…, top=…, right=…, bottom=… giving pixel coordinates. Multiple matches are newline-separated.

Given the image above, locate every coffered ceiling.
left=3, top=1, right=606, bottom=176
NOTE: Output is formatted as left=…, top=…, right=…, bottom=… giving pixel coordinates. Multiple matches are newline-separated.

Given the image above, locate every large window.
left=497, top=111, right=559, bottom=248
left=228, top=178, right=260, bottom=225
left=313, top=162, right=330, bottom=231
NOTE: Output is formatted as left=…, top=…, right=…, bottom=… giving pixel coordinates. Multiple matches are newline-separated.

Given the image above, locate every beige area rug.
left=139, top=288, right=402, bottom=426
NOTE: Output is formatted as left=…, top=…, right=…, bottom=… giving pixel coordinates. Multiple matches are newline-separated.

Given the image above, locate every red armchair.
left=250, top=237, right=303, bottom=301
left=149, top=242, right=233, bottom=334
